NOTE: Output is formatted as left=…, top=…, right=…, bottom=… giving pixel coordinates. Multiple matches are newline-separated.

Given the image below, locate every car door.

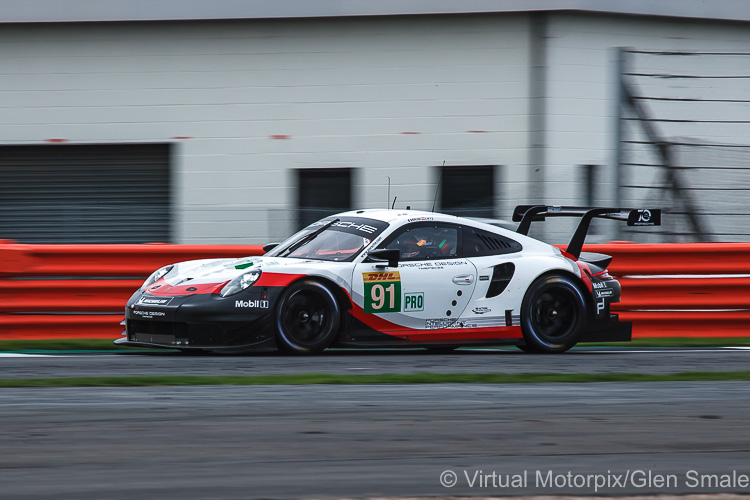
left=351, top=222, right=478, bottom=337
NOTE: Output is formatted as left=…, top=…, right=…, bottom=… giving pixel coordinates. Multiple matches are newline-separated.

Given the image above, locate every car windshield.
left=267, top=216, right=389, bottom=262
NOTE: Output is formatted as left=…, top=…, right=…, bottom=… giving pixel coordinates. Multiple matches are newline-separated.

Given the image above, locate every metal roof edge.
left=1, top=0, right=750, bottom=25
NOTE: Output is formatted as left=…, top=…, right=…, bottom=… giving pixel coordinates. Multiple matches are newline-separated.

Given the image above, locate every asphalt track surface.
left=2, top=348, right=750, bottom=499
left=1, top=346, right=750, bottom=379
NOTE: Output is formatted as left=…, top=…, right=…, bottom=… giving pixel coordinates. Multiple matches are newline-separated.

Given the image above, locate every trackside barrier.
left=0, top=241, right=748, bottom=340
left=0, top=242, right=264, bottom=340
left=586, top=243, right=750, bottom=338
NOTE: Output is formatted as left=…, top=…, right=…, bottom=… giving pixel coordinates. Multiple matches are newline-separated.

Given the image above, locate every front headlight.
left=142, top=265, right=174, bottom=290
left=219, top=270, right=262, bottom=297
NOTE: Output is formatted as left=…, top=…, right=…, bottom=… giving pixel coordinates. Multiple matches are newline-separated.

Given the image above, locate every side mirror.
left=262, top=242, right=279, bottom=253
left=367, top=248, right=399, bottom=268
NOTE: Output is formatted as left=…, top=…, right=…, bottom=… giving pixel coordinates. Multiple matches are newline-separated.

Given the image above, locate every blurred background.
left=1, top=0, right=750, bottom=245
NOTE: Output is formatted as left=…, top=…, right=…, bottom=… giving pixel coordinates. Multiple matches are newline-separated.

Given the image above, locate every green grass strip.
left=580, top=337, right=750, bottom=348
left=2, top=371, right=750, bottom=388
left=3, top=337, right=750, bottom=352
left=0, top=339, right=139, bottom=352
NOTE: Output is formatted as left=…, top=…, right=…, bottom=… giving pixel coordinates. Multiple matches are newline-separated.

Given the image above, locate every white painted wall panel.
left=0, top=15, right=533, bottom=243
left=5, top=12, right=746, bottom=244
left=542, top=14, right=750, bottom=241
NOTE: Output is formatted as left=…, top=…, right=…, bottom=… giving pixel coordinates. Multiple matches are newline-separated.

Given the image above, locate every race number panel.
left=353, top=259, right=478, bottom=331
left=362, top=271, right=402, bottom=313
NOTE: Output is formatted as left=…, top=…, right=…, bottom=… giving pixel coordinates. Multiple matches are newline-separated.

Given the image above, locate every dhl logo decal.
left=362, top=271, right=400, bottom=282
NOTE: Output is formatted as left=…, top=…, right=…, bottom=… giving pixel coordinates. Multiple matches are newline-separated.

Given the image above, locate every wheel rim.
left=279, top=289, right=333, bottom=346
left=530, top=287, right=578, bottom=341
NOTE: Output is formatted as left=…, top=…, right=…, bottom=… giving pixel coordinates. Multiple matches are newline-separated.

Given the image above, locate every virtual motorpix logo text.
left=439, top=469, right=750, bottom=492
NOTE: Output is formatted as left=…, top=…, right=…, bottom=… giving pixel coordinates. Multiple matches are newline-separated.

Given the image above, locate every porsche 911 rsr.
left=116, top=205, right=660, bottom=354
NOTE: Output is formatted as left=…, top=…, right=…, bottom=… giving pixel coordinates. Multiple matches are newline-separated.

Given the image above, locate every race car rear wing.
left=512, top=205, right=661, bottom=260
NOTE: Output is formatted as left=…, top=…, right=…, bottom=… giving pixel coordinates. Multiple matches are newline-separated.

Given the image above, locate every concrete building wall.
left=0, top=15, right=536, bottom=244
left=542, top=14, right=750, bottom=240
left=2, top=11, right=749, bottom=244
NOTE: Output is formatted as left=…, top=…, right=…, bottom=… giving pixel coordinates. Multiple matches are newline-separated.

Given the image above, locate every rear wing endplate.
left=512, top=205, right=661, bottom=260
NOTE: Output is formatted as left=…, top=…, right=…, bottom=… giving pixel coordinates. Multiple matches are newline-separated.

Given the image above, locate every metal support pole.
left=612, top=47, right=626, bottom=240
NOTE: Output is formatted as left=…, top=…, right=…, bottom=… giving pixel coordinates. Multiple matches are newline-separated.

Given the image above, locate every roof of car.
left=336, top=208, right=463, bottom=225
left=328, top=208, right=553, bottom=253
left=335, top=208, right=529, bottom=238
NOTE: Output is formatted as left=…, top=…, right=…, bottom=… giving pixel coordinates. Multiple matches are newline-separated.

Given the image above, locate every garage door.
left=0, top=144, right=171, bottom=243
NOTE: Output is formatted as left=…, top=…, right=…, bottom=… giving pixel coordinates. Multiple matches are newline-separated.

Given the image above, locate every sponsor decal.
left=363, top=271, right=400, bottom=282
left=627, top=208, right=661, bottom=226
left=403, top=292, right=424, bottom=312
left=597, top=300, right=606, bottom=315
left=637, top=209, right=653, bottom=223
left=479, top=275, right=490, bottom=281
left=235, top=261, right=255, bottom=270
left=137, top=296, right=173, bottom=306
left=425, top=318, right=477, bottom=329
left=400, top=262, right=431, bottom=268
left=363, top=271, right=401, bottom=313
left=235, top=299, right=270, bottom=309
left=398, top=261, right=450, bottom=271
left=592, top=282, right=614, bottom=298
left=133, top=310, right=166, bottom=318
left=433, top=260, right=468, bottom=266
left=426, top=318, right=456, bottom=329
left=407, top=217, right=433, bottom=222
left=473, top=307, right=491, bottom=315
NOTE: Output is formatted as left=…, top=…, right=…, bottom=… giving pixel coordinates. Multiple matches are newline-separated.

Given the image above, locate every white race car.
left=117, top=205, right=659, bottom=354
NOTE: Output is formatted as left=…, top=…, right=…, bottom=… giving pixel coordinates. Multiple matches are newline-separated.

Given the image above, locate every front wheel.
left=275, top=280, right=341, bottom=354
left=520, top=274, right=586, bottom=353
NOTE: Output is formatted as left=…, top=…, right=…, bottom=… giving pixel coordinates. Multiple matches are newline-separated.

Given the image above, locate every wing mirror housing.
left=262, top=242, right=279, bottom=253
left=367, top=248, right=399, bottom=268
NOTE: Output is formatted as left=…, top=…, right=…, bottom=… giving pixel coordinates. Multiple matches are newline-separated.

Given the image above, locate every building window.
left=0, top=144, right=171, bottom=243
left=439, top=165, right=496, bottom=218
left=296, top=168, right=352, bottom=229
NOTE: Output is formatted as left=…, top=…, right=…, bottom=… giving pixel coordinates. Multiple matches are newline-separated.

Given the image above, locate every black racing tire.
left=275, top=280, right=341, bottom=354
left=515, top=344, right=541, bottom=353
left=520, top=274, right=586, bottom=353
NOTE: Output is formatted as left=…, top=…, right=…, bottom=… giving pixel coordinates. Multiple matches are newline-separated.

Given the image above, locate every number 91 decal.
left=363, top=272, right=401, bottom=313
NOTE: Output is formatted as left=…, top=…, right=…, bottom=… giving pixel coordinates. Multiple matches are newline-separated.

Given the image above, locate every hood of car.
left=160, top=256, right=330, bottom=287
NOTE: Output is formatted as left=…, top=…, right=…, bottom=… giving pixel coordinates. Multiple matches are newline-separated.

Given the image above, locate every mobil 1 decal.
left=363, top=271, right=401, bottom=313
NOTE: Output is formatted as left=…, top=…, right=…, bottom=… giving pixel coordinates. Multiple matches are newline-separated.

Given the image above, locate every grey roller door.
left=0, top=144, right=171, bottom=243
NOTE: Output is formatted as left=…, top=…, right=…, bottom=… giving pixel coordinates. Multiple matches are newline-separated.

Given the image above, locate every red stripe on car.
left=144, top=272, right=307, bottom=296
left=348, top=301, right=523, bottom=341
left=254, top=273, right=307, bottom=288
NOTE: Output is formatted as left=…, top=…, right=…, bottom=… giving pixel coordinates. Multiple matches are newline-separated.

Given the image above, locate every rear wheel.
left=515, top=344, right=540, bottom=353
left=275, top=280, right=340, bottom=354
left=520, top=274, right=586, bottom=353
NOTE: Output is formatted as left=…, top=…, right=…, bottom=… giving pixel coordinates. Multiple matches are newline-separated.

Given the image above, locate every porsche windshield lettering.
left=335, top=221, right=377, bottom=233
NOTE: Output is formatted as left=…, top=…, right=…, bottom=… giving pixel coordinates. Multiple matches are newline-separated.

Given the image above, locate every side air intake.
left=486, top=262, right=515, bottom=298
